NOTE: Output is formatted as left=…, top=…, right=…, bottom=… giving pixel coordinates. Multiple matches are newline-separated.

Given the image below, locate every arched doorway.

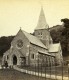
left=13, top=55, right=17, bottom=65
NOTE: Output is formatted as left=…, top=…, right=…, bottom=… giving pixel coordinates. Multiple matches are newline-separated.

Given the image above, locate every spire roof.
left=35, top=7, right=49, bottom=30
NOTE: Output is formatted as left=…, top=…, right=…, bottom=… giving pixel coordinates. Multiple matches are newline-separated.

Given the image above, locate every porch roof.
left=49, top=43, right=60, bottom=53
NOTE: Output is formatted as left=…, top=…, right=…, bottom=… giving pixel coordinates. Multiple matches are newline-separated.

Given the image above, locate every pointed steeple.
left=35, top=7, right=49, bottom=30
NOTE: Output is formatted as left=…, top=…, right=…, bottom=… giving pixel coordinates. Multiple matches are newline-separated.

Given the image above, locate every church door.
left=13, top=55, right=17, bottom=65
left=21, top=57, right=26, bottom=66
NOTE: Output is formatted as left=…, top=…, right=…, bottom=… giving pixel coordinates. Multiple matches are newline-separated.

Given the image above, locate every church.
left=2, top=8, right=63, bottom=67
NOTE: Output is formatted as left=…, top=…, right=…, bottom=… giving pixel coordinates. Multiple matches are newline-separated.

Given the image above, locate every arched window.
left=31, top=54, right=35, bottom=59
left=6, top=55, right=9, bottom=60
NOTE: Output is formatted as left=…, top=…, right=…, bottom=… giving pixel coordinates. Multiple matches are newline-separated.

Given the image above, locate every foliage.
left=0, top=36, right=14, bottom=56
left=50, top=18, right=69, bottom=56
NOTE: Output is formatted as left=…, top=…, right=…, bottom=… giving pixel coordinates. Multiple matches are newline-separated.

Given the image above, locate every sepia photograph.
left=0, top=0, right=69, bottom=80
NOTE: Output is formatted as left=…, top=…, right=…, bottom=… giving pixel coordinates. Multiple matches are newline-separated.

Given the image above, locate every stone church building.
left=2, top=8, right=63, bottom=67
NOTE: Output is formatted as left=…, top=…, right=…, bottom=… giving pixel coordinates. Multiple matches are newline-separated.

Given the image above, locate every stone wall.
left=29, top=43, right=55, bottom=66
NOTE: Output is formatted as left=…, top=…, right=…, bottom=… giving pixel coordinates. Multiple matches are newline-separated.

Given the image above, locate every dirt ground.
left=0, top=69, right=52, bottom=80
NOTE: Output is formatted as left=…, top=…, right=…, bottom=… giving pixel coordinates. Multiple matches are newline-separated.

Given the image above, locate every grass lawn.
left=0, top=69, right=51, bottom=80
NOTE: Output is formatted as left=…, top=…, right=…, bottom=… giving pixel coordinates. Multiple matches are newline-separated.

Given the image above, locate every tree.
left=50, top=19, right=69, bottom=56
left=0, top=36, right=14, bottom=56
left=61, top=18, right=69, bottom=56
left=61, top=18, right=69, bottom=28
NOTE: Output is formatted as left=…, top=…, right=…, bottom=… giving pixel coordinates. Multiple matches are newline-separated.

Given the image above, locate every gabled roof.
left=38, top=51, right=55, bottom=57
left=49, top=43, right=60, bottom=53
left=22, top=30, right=47, bottom=49
left=35, top=7, right=49, bottom=30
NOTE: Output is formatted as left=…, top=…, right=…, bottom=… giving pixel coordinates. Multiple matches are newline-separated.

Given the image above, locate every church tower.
left=34, top=7, right=53, bottom=49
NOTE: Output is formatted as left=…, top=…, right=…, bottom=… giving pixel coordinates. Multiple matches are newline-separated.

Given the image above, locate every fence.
left=14, top=60, right=69, bottom=80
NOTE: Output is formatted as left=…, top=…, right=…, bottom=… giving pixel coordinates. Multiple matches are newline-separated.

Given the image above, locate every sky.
left=0, top=0, right=69, bottom=36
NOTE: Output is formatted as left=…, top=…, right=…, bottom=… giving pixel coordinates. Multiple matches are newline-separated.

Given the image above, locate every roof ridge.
left=22, top=30, right=47, bottom=49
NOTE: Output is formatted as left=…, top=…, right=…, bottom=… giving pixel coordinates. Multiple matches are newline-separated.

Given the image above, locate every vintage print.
left=0, top=0, right=69, bottom=80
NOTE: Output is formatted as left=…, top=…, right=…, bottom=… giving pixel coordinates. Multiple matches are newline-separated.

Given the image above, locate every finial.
left=20, top=27, right=21, bottom=30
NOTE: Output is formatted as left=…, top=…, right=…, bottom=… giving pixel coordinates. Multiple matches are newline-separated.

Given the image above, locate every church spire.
left=35, top=7, right=49, bottom=30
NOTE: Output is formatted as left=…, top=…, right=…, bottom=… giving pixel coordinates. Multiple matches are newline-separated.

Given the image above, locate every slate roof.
left=22, top=30, right=47, bottom=49
left=35, top=7, right=49, bottom=30
left=49, top=43, right=60, bottom=53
